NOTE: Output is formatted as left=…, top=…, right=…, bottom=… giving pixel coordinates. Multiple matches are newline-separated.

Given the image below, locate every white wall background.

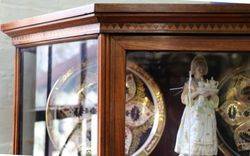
left=0, top=0, right=213, bottom=154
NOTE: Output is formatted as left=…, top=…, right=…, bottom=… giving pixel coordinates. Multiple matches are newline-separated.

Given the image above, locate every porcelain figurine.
left=175, top=55, right=219, bottom=156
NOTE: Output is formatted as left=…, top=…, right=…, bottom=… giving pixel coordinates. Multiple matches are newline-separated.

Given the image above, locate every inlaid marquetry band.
left=12, top=23, right=100, bottom=46
left=101, top=23, right=250, bottom=33
left=12, top=22, right=250, bottom=45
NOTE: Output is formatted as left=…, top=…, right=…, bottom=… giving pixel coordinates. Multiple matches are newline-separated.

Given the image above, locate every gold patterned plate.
left=46, top=62, right=166, bottom=155
left=125, top=62, right=166, bottom=156
left=217, top=66, right=250, bottom=155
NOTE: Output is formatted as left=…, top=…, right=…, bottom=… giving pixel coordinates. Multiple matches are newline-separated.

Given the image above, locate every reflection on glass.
left=46, top=64, right=98, bottom=155
left=126, top=52, right=250, bottom=156
left=22, top=49, right=36, bottom=154
left=21, top=39, right=98, bottom=156
left=35, top=46, right=49, bottom=109
left=33, top=121, right=46, bottom=156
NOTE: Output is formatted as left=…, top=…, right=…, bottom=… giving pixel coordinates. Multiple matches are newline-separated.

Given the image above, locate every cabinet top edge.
left=95, top=3, right=250, bottom=13
left=1, top=3, right=250, bottom=32
left=1, top=3, right=250, bottom=31
left=0, top=4, right=95, bottom=33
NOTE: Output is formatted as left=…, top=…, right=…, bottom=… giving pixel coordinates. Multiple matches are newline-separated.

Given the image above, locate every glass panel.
left=20, top=39, right=98, bottom=156
left=125, top=52, right=250, bottom=156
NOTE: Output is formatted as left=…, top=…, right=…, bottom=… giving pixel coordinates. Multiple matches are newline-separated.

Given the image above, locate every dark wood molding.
left=110, top=36, right=126, bottom=156
left=112, top=35, right=250, bottom=51
left=2, top=3, right=250, bottom=31
left=98, top=34, right=126, bottom=156
left=13, top=49, right=21, bottom=154
left=94, top=3, right=250, bottom=13
left=3, top=4, right=250, bottom=29
left=1, top=4, right=250, bottom=46
left=98, top=34, right=111, bottom=156
left=1, top=4, right=96, bottom=33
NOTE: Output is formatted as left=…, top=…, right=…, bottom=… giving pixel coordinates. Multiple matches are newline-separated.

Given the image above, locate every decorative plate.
left=125, top=62, right=166, bottom=156
left=217, top=66, right=250, bottom=155
left=46, top=62, right=166, bottom=155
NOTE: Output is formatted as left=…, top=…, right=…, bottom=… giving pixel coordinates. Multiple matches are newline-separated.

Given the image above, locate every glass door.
left=108, top=35, right=250, bottom=156
left=19, top=39, right=98, bottom=156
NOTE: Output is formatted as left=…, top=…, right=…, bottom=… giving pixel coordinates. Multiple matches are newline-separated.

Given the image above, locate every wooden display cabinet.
left=1, top=3, right=250, bottom=156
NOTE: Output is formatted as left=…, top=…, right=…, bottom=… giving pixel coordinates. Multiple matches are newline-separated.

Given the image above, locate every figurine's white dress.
left=174, top=80, right=219, bottom=156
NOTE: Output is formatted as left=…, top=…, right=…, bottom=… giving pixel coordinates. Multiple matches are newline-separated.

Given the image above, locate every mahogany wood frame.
left=1, top=3, right=250, bottom=156
left=108, top=35, right=250, bottom=156
left=13, top=49, right=22, bottom=153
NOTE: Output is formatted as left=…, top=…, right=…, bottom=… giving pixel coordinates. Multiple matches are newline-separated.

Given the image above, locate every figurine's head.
left=191, top=55, right=208, bottom=79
